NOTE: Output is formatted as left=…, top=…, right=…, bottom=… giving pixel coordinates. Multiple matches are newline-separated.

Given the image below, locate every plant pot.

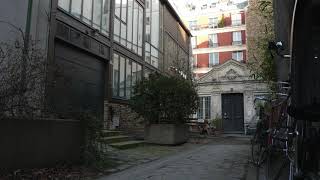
left=145, top=124, right=189, bottom=145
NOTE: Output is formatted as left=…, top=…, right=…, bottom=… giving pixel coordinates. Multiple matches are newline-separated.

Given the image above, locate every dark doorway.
left=50, top=40, right=105, bottom=119
left=222, top=93, right=244, bottom=133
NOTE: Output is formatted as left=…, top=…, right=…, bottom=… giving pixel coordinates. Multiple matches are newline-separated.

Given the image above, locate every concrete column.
left=211, top=93, right=222, bottom=119
left=243, top=91, right=254, bottom=134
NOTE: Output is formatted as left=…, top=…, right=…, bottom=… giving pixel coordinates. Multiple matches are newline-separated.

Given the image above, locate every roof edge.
left=161, top=0, right=192, bottom=36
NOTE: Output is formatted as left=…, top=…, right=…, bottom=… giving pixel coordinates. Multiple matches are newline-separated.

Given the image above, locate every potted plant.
left=129, top=73, right=199, bottom=145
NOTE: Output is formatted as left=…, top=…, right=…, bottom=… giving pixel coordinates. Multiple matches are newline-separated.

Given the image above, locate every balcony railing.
left=232, top=41, right=242, bottom=45
left=209, top=42, right=218, bottom=48
left=189, top=22, right=244, bottom=31
left=232, top=20, right=242, bottom=26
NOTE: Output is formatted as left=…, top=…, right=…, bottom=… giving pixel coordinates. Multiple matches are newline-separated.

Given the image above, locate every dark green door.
left=222, top=93, right=244, bottom=132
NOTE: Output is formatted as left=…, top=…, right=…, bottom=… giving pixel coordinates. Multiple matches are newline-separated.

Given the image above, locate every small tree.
left=129, top=73, right=199, bottom=124
left=0, top=22, right=47, bottom=119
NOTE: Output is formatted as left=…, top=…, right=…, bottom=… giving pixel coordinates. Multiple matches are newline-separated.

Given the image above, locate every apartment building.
left=174, top=0, right=269, bottom=133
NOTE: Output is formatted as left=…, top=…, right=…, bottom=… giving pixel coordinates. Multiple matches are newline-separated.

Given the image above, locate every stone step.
left=109, top=140, right=145, bottom=149
left=101, top=130, right=122, bottom=137
left=100, top=135, right=131, bottom=144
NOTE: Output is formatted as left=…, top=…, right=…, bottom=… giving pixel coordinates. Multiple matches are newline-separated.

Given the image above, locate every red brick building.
left=182, top=0, right=248, bottom=78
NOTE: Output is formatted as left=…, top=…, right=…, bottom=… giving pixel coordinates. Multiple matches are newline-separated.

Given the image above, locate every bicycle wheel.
left=251, top=134, right=267, bottom=166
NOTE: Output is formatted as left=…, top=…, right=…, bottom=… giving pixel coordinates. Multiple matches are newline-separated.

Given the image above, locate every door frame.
left=221, top=93, right=244, bottom=133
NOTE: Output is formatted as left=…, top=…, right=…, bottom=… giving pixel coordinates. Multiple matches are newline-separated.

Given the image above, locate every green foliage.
left=210, top=116, right=223, bottom=130
left=218, top=17, right=225, bottom=28
left=248, top=0, right=276, bottom=85
left=80, top=113, right=104, bottom=168
left=129, top=73, right=199, bottom=124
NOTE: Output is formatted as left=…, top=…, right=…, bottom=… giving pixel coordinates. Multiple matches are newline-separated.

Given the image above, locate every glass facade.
left=112, top=52, right=142, bottom=99
left=145, top=0, right=162, bottom=69
left=58, top=0, right=111, bottom=36
left=114, top=0, right=144, bottom=56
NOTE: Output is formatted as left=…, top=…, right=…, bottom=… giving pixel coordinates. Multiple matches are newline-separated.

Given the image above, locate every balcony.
left=231, top=20, right=242, bottom=26
left=209, top=42, right=218, bottom=48
left=232, top=41, right=242, bottom=46
left=189, top=22, right=245, bottom=31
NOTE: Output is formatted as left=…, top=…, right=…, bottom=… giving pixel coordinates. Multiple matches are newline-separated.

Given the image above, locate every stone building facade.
left=196, top=60, right=269, bottom=134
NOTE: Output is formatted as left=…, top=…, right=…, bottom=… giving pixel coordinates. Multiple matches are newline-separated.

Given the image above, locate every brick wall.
left=219, top=51, right=232, bottom=64
left=218, top=32, right=232, bottom=46
left=242, top=30, right=246, bottom=44
left=197, top=53, right=209, bottom=67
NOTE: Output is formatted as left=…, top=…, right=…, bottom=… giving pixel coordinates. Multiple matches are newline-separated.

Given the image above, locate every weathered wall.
left=104, top=102, right=145, bottom=138
left=0, top=119, right=83, bottom=169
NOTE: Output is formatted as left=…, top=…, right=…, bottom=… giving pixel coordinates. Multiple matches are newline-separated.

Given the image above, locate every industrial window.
left=197, top=96, right=211, bottom=119
left=232, top=31, right=242, bottom=45
left=232, top=51, right=243, bottom=61
left=113, top=0, right=143, bottom=56
left=145, top=0, right=161, bottom=68
left=112, top=52, right=142, bottom=99
left=58, top=0, right=70, bottom=11
left=209, top=52, right=219, bottom=66
left=208, top=34, right=218, bottom=47
left=58, top=0, right=111, bottom=36
left=82, top=0, right=93, bottom=24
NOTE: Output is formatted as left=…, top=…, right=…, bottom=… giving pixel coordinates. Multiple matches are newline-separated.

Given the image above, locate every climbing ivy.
left=247, top=0, right=276, bottom=86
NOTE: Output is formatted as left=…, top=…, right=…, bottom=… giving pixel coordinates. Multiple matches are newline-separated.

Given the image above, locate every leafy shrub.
left=129, top=73, right=199, bottom=124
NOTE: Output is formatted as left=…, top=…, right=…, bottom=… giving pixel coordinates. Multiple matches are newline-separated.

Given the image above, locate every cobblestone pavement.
left=99, top=136, right=251, bottom=180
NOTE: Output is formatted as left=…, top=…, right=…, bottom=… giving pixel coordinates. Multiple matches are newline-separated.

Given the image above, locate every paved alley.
left=99, top=136, right=251, bottom=180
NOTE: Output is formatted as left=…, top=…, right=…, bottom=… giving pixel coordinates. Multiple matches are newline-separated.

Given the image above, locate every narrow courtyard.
left=100, top=136, right=251, bottom=180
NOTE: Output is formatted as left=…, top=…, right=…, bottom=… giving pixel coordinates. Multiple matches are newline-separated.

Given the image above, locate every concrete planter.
left=145, top=124, right=189, bottom=145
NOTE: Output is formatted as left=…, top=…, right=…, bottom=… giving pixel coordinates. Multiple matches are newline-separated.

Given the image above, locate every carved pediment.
left=225, top=69, right=239, bottom=80
left=197, top=59, right=251, bottom=84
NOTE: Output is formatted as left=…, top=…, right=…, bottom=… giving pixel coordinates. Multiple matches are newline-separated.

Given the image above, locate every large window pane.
left=114, top=18, right=121, bottom=42
left=93, top=0, right=102, bottom=29
left=83, top=0, right=93, bottom=24
left=102, top=0, right=110, bottom=35
left=119, top=56, right=126, bottom=97
left=151, top=0, right=159, bottom=48
left=151, top=46, right=158, bottom=68
left=115, top=0, right=121, bottom=18
left=121, top=22, right=127, bottom=46
left=126, top=59, right=132, bottom=98
left=132, top=2, right=138, bottom=46
left=113, top=54, right=120, bottom=97
left=209, top=34, right=218, bottom=47
left=137, top=64, right=142, bottom=82
left=209, top=52, right=219, bottom=66
left=131, top=62, right=137, bottom=92
left=126, top=0, right=133, bottom=49
left=145, top=43, right=151, bottom=63
left=71, top=0, right=82, bottom=18
left=121, top=0, right=127, bottom=22
left=145, top=0, right=151, bottom=42
left=138, top=6, right=143, bottom=56
left=232, top=31, right=242, bottom=45
left=197, top=97, right=211, bottom=119
left=58, top=0, right=70, bottom=11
